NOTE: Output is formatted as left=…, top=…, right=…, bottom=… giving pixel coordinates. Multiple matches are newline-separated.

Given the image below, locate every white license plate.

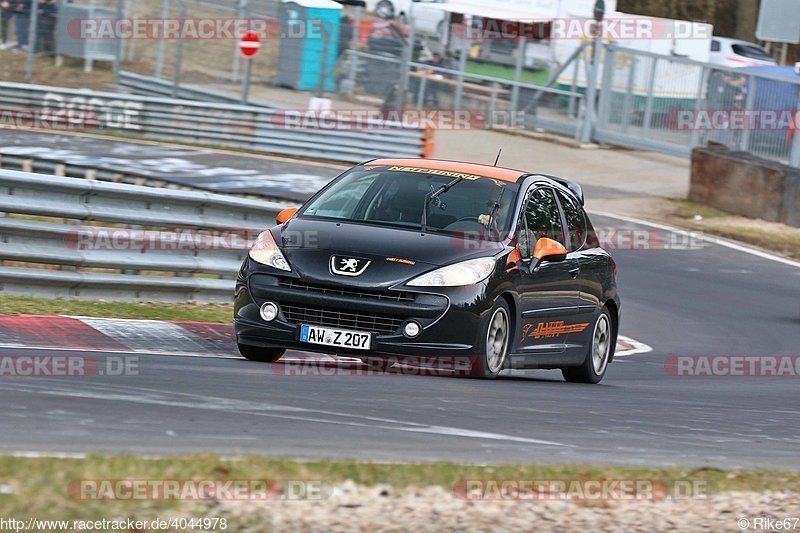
left=300, top=324, right=372, bottom=350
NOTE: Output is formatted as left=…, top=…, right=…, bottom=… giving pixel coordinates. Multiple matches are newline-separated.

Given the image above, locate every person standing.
left=35, top=0, right=56, bottom=53
left=0, top=0, right=14, bottom=49
left=11, top=0, right=30, bottom=51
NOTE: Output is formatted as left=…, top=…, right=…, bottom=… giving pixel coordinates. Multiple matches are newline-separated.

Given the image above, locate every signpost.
left=756, top=0, right=800, bottom=65
left=239, top=32, right=261, bottom=104
left=580, top=0, right=605, bottom=143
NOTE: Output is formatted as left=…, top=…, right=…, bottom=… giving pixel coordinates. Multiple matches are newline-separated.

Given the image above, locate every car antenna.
left=493, top=149, right=502, bottom=166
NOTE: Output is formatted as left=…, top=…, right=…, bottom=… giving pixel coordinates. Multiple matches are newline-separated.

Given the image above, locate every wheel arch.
left=603, top=299, right=619, bottom=362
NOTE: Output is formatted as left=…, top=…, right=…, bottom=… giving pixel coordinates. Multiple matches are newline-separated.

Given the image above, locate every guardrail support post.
left=453, top=39, right=468, bottom=111
left=579, top=39, right=602, bottom=144
left=510, top=36, right=526, bottom=127
left=154, top=0, right=171, bottom=78
left=790, top=99, right=800, bottom=167
left=620, top=55, right=637, bottom=134
left=641, top=57, right=658, bottom=136
left=739, top=74, right=756, bottom=152
left=416, top=70, right=428, bottom=110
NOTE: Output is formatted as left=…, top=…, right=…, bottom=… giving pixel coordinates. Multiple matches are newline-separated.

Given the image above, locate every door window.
left=519, top=187, right=564, bottom=257
left=555, top=190, right=587, bottom=251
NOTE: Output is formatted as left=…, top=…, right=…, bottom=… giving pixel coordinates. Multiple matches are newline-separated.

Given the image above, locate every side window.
left=520, top=187, right=564, bottom=257
left=710, top=39, right=721, bottom=52
left=555, top=190, right=587, bottom=251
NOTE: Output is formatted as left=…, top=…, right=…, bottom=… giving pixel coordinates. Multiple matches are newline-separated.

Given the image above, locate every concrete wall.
left=690, top=145, right=800, bottom=228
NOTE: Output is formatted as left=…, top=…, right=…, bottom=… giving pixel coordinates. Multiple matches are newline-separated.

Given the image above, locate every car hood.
left=274, top=217, right=506, bottom=288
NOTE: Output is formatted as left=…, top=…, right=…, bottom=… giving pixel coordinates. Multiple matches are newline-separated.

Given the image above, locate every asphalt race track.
left=1, top=214, right=798, bottom=469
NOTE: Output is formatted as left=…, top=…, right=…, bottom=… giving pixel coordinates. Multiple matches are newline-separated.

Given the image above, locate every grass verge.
left=1, top=454, right=799, bottom=524
left=0, top=295, right=232, bottom=323
left=666, top=200, right=800, bottom=260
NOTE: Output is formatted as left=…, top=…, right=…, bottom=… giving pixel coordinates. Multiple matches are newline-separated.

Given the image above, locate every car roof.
left=365, top=158, right=528, bottom=183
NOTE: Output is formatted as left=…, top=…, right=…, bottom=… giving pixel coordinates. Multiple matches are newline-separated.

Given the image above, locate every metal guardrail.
left=117, top=71, right=278, bottom=108
left=0, top=169, right=289, bottom=302
left=0, top=82, right=433, bottom=163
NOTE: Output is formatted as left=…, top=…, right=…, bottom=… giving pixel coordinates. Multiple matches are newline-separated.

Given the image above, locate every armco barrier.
left=0, top=81, right=432, bottom=163
left=0, top=169, right=290, bottom=302
left=117, top=71, right=276, bottom=107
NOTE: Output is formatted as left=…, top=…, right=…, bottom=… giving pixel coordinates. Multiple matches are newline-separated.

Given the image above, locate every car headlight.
left=407, top=257, right=495, bottom=287
left=249, top=230, right=291, bottom=271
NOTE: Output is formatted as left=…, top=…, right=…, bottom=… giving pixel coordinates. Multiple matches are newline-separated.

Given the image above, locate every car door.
left=514, top=187, right=583, bottom=355
left=554, top=188, right=598, bottom=350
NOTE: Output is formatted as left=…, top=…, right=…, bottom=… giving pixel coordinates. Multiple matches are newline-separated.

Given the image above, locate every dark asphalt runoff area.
left=1, top=214, right=798, bottom=469
left=0, top=130, right=343, bottom=201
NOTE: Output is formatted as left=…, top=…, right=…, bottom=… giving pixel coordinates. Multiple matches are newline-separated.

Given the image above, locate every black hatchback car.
left=234, top=159, right=620, bottom=383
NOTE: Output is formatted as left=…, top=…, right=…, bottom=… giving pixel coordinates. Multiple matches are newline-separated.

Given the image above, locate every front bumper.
left=234, top=262, right=492, bottom=357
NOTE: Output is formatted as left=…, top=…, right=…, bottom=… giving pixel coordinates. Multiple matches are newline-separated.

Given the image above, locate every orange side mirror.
left=276, top=207, right=298, bottom=224
left=532, top=237, right=568, bottom=263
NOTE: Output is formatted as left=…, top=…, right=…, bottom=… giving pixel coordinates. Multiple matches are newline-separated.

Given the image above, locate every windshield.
left=301, top=165, right=519, bottom=240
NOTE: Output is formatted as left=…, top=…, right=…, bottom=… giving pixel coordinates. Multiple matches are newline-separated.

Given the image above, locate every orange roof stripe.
left=366, top=158, right=528, bottom=183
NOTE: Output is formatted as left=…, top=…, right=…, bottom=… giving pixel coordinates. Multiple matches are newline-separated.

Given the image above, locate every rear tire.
left=237, top=343, right=285, bottom=363
left=468, top=300, right=511, bottom=379
left=562, top=308, right=614, bottom=384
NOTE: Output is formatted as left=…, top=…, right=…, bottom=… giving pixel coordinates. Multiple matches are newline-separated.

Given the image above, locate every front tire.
left=562, top=308, right=614, bottom=384
left=237, top=343, right=285, bottom=363
left=469, top=300, right=511, bottom=379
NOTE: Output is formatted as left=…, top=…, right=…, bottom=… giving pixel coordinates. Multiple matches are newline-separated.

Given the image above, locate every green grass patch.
left=0, top=295, right=232, bottom=323
left=668, top=200, right=800, bottom=260
left=0, top=454, right=798, bottom=525
left=465, top=61, right=550, bottom=85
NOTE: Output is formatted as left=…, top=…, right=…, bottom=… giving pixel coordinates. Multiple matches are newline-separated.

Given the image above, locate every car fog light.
left=403, top=321, right=421, bottom=338
left=260, top=302, right=279, bottom=322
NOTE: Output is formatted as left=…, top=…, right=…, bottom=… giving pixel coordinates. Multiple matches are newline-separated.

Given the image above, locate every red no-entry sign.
left=239, top=32, right=261, bottom=58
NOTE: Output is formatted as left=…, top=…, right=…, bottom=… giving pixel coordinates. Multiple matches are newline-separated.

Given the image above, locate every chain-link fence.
left=6, top=0, right=800, bottom=167
left=594, top=44, right=800, bottom=166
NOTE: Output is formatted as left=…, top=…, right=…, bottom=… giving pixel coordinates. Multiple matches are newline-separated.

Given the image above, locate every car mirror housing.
left=532, top=237, right=568, bottom=269
left=276, top=207, right=298, bottom=224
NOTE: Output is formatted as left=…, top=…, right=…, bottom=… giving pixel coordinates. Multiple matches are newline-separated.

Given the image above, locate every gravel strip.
left=214, top=481, right=800, bottom=532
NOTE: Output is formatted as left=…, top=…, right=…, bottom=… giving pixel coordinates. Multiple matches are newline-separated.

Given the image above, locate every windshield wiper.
left=485, top=187, right=506, bottom=232
left=421, top=177, right=464, bottom=233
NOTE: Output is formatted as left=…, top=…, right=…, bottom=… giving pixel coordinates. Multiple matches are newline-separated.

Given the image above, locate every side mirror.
left=532, top=237, right=567, bottom=270
left=276, top=207, right=298, bottom=224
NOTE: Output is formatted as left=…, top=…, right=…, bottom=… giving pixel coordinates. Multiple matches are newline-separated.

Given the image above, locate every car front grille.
left=278, top=278, right=414, bottom=302
left=281, top=304, right=405, bottom=336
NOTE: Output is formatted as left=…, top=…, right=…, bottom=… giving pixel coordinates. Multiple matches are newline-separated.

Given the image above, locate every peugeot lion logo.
left=330, top=255, right=370, bottom=277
